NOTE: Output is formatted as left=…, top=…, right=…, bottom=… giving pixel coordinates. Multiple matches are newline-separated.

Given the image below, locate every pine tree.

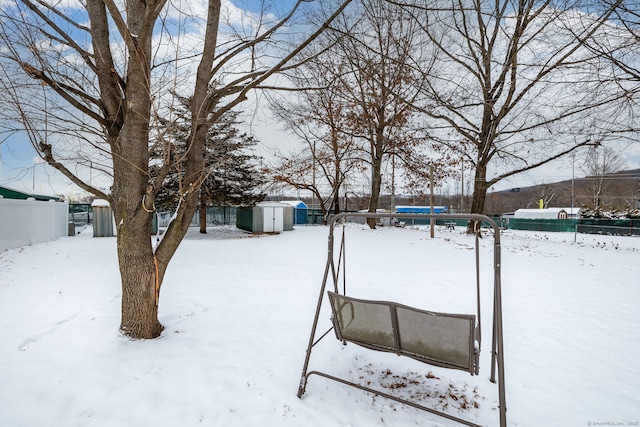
left=152, top=100, right=265, bottom=231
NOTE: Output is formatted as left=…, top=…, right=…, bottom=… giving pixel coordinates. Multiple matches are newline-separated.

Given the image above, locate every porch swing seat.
left=297, top=213, right=507, bottom=427
left=328, top=292, right=479, bottom=375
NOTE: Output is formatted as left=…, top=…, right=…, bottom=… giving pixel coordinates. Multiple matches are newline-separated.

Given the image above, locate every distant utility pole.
left=460, top=160, right=464, bottom=213
left=312, top=141, right=316, bottom=209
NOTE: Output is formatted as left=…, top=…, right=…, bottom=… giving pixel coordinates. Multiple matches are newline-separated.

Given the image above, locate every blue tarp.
left=396, top=206, right=448, bottom=214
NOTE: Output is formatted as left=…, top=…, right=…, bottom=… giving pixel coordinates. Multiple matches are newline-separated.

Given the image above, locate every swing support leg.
left=297, top=231, right=336, bottom=398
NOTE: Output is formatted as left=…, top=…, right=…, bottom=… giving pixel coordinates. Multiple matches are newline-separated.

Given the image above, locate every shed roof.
left=0, top=185, right=62, bottom=201
left=280, top=200, right=308, bottom=209
left=91, top=199, right=111, bottom=207
left=257, top=201, right=293, bottom=208
left=514, top=208, right=579, bottom=219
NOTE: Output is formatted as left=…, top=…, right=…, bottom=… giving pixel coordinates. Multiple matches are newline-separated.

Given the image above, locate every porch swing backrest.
left=328, top=292, right=478, bottom=375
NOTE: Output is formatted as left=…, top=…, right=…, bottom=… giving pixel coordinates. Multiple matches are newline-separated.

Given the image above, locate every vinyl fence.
left=158, top=207, right=239, bottom=227
left=0, top=197, right=69, bottom=252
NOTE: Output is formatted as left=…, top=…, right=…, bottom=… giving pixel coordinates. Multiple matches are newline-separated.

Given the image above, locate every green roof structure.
left=0, top=185, right=62, bottom=202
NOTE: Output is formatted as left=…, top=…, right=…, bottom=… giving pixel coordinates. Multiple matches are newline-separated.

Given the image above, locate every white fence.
left=0, top=197, right=69, bottom=252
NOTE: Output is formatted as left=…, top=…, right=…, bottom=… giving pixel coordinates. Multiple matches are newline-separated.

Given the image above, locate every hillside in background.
left=271, top=169, right=640, bottom=216
left=483, top=169, right=640, bottom=215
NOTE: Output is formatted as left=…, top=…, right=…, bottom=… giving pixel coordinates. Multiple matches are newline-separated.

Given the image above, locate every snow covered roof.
left=514, top=208, right=579, bottom=219
left=280, top=200, right=308, bottom=209
left=91, top=199, right=111, bottom=207
left=257, top=201, right=293, bottom=208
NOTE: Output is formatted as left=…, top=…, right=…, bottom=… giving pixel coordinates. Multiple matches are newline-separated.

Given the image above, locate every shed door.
left=263, top=207, right=284, bottom=232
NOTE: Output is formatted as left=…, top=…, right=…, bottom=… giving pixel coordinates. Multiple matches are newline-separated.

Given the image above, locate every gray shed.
left=281, top=200, right=308, bottom=224
left=91, top=199, right=115, bottom=237
left=236, top=202, right=294, bottom=233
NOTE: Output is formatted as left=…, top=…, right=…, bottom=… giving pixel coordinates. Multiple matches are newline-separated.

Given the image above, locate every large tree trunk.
left=333, top=163, right=341, bottom=215
left=110, top=1, right=164, bottom=339
left=367, top=154, right=383, bottom=229
left=117, top=229, right=164, bottom=338
left=111, top=156, right=165, bottom=338
left=200, top=198, right=208, bottom=233
left=467, top=163, right=490, bottom=233
left=470, top=182, right=489, bottom=216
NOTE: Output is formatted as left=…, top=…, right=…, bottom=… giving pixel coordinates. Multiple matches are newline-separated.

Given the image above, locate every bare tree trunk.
left=200, top=198, right=208, bottom=233
left=367, top=152, right=384, bottom=228
left=117, top=231, right=164, bottom=338
left=467, top=165, right=489, bottom=233
left=333, top=160, right=341, bottom=215
left=594, top=180, right=603, bottom=210
left=112, top=143, right=164, bottom=338
left=109, top=0, right=163, bottom=337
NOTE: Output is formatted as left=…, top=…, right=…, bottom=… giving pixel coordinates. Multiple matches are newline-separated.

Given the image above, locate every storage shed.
left=514, top=208, right=578, bottom=219
left=281, top=200, right=308, bottom=225
left=236, top=202, right=294, bottom=233
left=91, top=199, right=115, bottom=237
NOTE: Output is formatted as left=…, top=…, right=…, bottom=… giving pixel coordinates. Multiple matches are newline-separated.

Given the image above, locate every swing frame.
left=296, top=213, right=507, bottom=427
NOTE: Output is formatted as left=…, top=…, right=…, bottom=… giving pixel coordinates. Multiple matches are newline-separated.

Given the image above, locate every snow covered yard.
left=0, top=224, right=638, bottom=426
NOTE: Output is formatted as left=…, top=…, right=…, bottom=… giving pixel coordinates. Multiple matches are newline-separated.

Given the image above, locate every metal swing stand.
left=296, top=213, right=507, bottom=427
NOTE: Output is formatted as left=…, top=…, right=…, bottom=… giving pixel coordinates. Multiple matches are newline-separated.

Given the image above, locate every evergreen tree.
left=152, top=101, right=265, bottom=231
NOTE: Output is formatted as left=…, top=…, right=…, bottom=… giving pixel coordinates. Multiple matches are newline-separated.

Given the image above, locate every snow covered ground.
left=0, top=223, right=638, bottom=426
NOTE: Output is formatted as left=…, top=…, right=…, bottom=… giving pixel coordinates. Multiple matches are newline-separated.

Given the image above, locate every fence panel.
left=158, top=207, right=238, bottom=228
left=0, top=198, right=69, bottom=252
left=495, top=217, right=639, bottom=236
left=577, top=219, right=640, bottom=236
left=499, top=218, right=577, bottom=232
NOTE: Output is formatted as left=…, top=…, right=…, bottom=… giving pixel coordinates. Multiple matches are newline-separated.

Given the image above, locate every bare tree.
left=264, top=149, right=342, bottom=223
left=393, top=0, right=627, bottom=229
left=264, top=0, right=440, bottom=228
left=0, top=0, right=352, bottom=339
left=582, top=146, right=628, bottom=208
left=580, top=0, right=640, bottom=174
left=266, top=57, right=360, bottom=223
left=327, top=0, right=433, bottom=228
left=586, top=1, right=640, bottom=97
left=535, top=182, right=560, bottom=209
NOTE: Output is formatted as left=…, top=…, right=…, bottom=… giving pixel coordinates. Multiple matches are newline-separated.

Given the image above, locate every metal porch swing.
left=296, top=213, right=507, bottom=427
